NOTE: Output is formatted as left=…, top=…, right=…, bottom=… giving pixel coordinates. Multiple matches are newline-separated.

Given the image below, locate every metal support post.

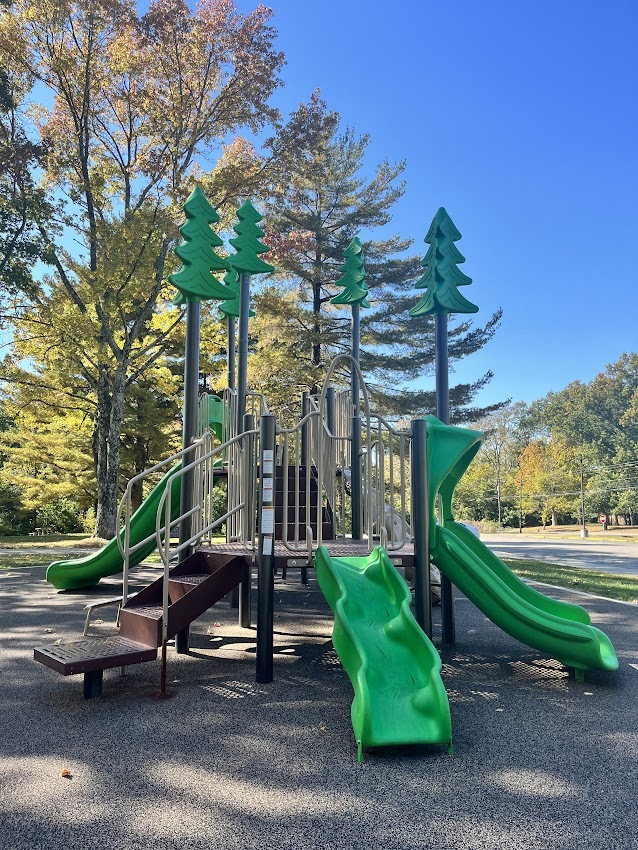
left=351, top=415, right=362, bottom=539
left=176, top=300, right=201, bottom=655
left=236, top=273, right=250, bottom=433
left=227, top=316, right=236, bottom=391
left=435, top=312, right=455, bottom=644
left=411, top=419, right=432, bottom=639
left=239, top=413, right=254, bottom=627
left=256, top=414, right=277, bottom=683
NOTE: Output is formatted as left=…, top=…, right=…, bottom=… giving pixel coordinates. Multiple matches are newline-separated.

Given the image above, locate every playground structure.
left=34, top=195, right=618, bottom=761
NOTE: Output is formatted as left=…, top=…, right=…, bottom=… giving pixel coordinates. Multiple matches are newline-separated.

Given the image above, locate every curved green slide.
left=47, top=466, right=182, bottom=591
left=47, top=397, right=227, bottom=591
left=315, top=544, right=452, bottom=762
left=432, top=523, right=618, bottom=676
left=418, top=415, right=618, bottom=678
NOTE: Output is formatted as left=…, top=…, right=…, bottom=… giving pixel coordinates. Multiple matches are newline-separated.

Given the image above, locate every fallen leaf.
left=61, top=769, right=72, bottom=779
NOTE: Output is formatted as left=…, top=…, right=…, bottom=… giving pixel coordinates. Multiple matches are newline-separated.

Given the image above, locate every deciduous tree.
left=0, top=0, right=283, bottom=536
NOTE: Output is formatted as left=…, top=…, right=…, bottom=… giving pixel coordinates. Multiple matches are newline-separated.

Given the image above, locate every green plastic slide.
left=47, top=398, right=227, bottom=591
left=315, top=544, right=452, bottom=762
left=47, top=466, right=182, bottom=591
left=432, top=523, right=618, bottom=676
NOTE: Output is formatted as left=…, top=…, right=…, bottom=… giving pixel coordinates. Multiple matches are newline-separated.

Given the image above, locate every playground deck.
left=199, top=539, right=415, bottom=570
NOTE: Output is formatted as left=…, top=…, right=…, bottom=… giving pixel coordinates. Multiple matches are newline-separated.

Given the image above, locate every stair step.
left=34, top=636, right=157, bottom=676
left=119, top=605, right=163, bottom=647
left=170, top=574, right=208, bottom=587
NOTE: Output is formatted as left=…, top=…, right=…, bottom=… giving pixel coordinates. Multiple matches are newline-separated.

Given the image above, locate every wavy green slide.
left=47, top=396, right=227, bottom=591
left=315, top=544, right=452, bottom=762
left=432, top=522, right=618, bottom=676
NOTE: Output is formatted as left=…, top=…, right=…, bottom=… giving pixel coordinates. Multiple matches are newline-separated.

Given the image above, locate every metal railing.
left=116, top=433, right=214, bottom=612
left=154, top=428, right=259, bottom=644
left=364, top=413, right=412, bottom=550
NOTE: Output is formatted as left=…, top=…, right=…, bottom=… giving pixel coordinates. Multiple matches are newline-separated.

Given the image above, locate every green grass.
left=505, top=558, right=638, bottom=604
left=0, top=554, right=52, bottom=569
left=0, top=533, right=105, bottom=550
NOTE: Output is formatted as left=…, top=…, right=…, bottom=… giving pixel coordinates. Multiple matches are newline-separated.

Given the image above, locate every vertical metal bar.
left=256, top=414, right=276, bottom=683
left=239, top=414, right=254, bottom=627
left=236, top=273, right=250, bottom=435
left=411, top=419, right=432, bottom=638
left=351, top=416, right=362, bottom=539
left=300, top=391, right=309, bottom=466
left=352, top=304, right=360, bottom=417
left=179, top=301, right=200, bottom=562
left=435, top=312, right=455, bottom=644
left=227, top=316, right=236, bottom=391
left=389, top=432, right=395, bottom=547
left=122, top=488, right=131, bottom=607
left=176, top=301, right=200, bottom=655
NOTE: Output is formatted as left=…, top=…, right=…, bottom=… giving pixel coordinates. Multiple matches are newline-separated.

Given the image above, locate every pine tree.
left=409, top=207, right=478, bottom=317
left=228, top=200, right=275, bottom=275
left=331, top=237, right=370, bottom=308
left=169, top=187, right=233, bottom=303
left=264, top=92, right=503, bottom=419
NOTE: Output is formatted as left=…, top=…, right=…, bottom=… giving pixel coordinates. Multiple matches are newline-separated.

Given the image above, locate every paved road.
left=482, top=534, right=638, bottom=576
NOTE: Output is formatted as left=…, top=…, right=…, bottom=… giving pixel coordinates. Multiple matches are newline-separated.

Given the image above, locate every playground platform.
left=198, top=538, right=415, bottom=570
left=2, top=563, right=637, bottom=850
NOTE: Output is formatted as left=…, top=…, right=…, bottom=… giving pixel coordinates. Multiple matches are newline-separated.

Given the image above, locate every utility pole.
left=580, top=457, right=588, bottom=538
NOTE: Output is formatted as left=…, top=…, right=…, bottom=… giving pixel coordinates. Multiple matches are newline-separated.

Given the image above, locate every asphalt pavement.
left=481, top=535, right=638, bottom=577
left=1, top=564, right=637, bottom=849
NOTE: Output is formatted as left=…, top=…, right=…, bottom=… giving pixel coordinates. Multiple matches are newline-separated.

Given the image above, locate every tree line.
left=453, top=353, right=638, bottom=529
left=0, top=0, right=502, bottom=537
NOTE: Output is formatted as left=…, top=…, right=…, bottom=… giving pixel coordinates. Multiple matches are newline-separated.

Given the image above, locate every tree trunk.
left=131, top=435, right=148, bottom=512
left=551, top=508, right=558, bottom=526
left=94, top=369, right=126, bottom=539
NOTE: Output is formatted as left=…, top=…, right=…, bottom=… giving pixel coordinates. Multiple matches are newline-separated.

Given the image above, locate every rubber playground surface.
left=2, top=564, right=637, bottom=850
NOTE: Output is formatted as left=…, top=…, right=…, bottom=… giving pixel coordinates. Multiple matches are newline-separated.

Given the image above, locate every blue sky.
left=233, top=0, right=638, bottom=409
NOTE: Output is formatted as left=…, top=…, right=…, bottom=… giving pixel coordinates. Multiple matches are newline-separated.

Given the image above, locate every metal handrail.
left=155, top=429, right=259, bottom=644
left=116, top=433, right=213, bottom=606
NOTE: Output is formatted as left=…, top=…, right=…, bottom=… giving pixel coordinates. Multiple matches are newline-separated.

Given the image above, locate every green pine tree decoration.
left=218, top=266, right=255, bottom=318
left=228, top=200, right=275, bottom=275
left=409, top=207, right=478, bottom=317
left=169, top=187, right=233, bottom=303
left=330, top=237, right=370, bottom=308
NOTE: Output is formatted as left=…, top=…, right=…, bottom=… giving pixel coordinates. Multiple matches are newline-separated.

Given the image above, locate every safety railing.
left=277, top=408, right=319, bottom=556
left=364, top=413, right=412, bottom=550
left=116, top=432, right=214, bottom=613
left=154, top=428, right=259, bottom=644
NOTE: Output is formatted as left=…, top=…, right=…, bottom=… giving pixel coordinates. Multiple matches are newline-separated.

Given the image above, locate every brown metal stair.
left=34, top=550, right=245, bottom=698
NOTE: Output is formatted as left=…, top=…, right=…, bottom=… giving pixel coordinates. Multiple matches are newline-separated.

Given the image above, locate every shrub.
left=35, top=499, right=83, bottom=534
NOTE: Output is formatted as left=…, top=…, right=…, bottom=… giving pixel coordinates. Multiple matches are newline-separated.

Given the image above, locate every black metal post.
left=411, top=419, right=432, bottom=638
left=351, top=415, right=362, bottom=539
left=351, top=304, right=362, bottom=538
left=176, top=300, right=201, bottom=654
left=256, top=414, right=277, bottom=683
left=435, top=312, right=455, bottom=644
left=239, top=413, right=254, bottom=627
left=236, top=273, right=250, bottom=433
left=227, top=315, right=236, bottom=391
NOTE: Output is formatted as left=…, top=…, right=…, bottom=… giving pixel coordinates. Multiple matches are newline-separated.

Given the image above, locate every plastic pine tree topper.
left=409, top=207, right=479, bottom=317
left=169, top=187, right=232, bottom=303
